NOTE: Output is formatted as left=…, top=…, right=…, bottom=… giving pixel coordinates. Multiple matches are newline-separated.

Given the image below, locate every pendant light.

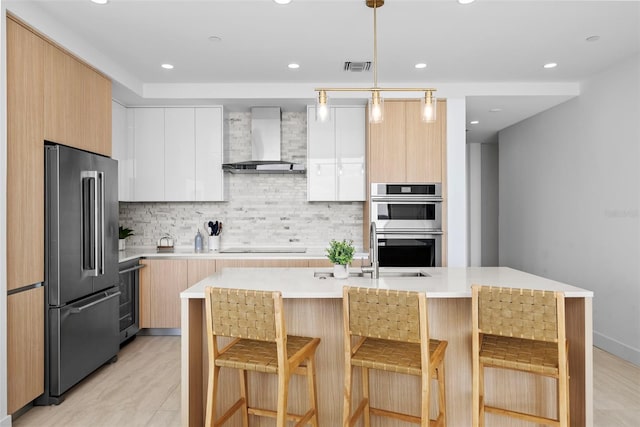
left=315, top=0, right=437, bottom=124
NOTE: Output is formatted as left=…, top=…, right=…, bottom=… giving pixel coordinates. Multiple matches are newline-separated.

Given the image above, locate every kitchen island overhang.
left=181, top=267, right=593, bottom=427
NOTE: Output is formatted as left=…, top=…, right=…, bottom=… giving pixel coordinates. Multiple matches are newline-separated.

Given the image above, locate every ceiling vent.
left=343, top=61, right=371, bottom=72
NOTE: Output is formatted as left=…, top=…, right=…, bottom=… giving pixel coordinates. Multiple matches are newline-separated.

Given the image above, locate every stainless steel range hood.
left=222, top=107, right=305, bottom=174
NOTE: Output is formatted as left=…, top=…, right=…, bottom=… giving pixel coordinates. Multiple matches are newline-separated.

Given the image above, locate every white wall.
left=480, top=143, right=499, bottom=266
left=447, top=98, right=468, bottom=267
left=499, top=54, right=640, bottom=365
left=468, top=144, right=482, bottom=266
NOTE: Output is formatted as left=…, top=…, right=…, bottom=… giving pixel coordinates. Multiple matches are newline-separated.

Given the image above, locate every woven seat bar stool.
left=204, top=287, right=321, bottom=427
left=342, top=286, right=448, bottom=427
left=471, top=285, right=570, bottom=427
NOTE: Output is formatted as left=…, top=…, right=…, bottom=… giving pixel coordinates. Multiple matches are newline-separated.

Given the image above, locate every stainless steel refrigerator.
left=39, top=144, right=120, bottom=403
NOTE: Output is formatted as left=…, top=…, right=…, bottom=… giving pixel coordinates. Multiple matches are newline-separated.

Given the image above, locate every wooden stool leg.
left=420, top=367, right=430, bottom=427
left=362, top=367, right=371, bottom=427
left=306, top=356, right=319, bottom=427
left=206, top=365, right=220, bottom=427
left=478, top=363, right=485, bottom=427
left=343, top=363, right=353, bottom=427
left=438, top=361, right=446, bottom=426
left=238, top=369, right=249, bottom=427
left=276, top=372, right=289, bottom=427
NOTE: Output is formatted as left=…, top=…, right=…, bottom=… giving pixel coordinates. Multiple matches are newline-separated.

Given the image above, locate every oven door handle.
left=371, top=196, right=442, bottom=203
left=377, top=230, right=443, bottom=236
left=119, top=264, right=146, bottom=275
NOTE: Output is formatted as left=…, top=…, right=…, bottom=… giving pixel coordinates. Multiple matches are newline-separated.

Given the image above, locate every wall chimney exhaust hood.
left=222, top=107, right=306, bottom=174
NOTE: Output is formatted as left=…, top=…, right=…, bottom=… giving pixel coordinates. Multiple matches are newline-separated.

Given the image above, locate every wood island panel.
left=182, top=292, right=591, bottom=426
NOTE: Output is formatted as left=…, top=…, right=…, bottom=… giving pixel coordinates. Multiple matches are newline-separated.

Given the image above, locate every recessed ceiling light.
left=586, top=35, right=600, bottom=42
left=91, top=0, right=109, bottom=4
left=458, top=0, right=476, bottom=4
left=489, top=108, right=502, bottom=113
left=274, top=0, right=292, bottom=4
left=208, top=35, right=222, bottom=42
left=470, top=120, right=479, bottom=125
left=415, top=63, right=427, bottom=69
left=288, top=63, right=300, bottom=69
left=161, top=63, right=174, bottom=70
left=544, top=62, right=558, bottom=69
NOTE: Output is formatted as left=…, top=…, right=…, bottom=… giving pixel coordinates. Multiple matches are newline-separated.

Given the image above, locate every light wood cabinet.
left=367, top=99, right=446, bottom=183
left=307, top=106, right=366, bottom=201
left=44, top=43, right=111, bottom=156
left=365, top=99, right=448, bottom=255
left=405, top=100, right=447, bottom=183
left=140, top=259, right=217, bottom=329
left=140, top=258, right=330, bottom=330
left=140, top=259, right=189, bottom=329
left=6, top=17, right=45, bottom=291
left=7, top=286, right=45, bottom=414
left=187, top=259, right=217, bottom=284
left=367, top=101, right=406, bottom=183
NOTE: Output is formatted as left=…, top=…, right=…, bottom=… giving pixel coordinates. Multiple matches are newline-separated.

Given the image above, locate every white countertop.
left=118, top=247, right=369, bottom=263
left=180, top=267, right=594, bottom=300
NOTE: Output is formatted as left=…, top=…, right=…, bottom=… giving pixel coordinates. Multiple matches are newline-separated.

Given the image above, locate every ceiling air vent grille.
left=344, top=61, right=371, bottom=72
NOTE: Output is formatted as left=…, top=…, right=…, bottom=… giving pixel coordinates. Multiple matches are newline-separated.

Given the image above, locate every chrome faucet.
left=362, top=221, right=379, bottom=279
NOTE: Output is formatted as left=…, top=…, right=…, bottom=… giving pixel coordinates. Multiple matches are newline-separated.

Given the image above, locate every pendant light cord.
left=373, top=2, right=378, bottom=89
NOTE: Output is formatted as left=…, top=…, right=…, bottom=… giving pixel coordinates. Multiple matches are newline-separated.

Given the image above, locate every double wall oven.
left=371, top=183, right=443, bottom=267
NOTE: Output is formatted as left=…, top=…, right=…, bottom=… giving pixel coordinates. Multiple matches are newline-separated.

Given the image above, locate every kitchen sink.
left=313, top=271, right=429, bottom=279
left=314, top=271, right=366, bottom=279
left=378, top=271, right=430, bottom=278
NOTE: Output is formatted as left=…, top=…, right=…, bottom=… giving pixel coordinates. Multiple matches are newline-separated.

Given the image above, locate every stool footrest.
left=485, top=404, right=561, bottom=426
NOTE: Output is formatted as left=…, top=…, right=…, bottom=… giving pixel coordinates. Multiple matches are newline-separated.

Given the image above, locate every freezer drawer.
left=48, top=287, right=120, bottom=396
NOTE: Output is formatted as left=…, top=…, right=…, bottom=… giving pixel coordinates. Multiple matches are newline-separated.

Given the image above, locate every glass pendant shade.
left=369, top=91, right=384, bottom=124
left=316, top=90, right=329, bottom=122
left=421, top=91, right=437, bottom=123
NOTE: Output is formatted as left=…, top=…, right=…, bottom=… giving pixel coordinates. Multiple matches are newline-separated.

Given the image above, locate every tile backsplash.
left=119, top=111, right=364, bottom=250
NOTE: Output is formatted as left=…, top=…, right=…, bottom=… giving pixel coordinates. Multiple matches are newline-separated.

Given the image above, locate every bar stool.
left=471, top=285, right=570, bottom=427
left=342, top=286, right=447, bottom=427
left=204, top=287, right=321, bottom=427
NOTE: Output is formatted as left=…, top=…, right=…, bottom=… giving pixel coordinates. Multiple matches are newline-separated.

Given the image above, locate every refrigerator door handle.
left=69, top=290, right=121, bottom=314
left=97, top=171, right=105, bottom=276
left=81, top=171, right=99, bottom=276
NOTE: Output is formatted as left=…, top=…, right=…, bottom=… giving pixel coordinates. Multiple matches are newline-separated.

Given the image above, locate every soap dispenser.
left=194, top=229, right=203, bottom=253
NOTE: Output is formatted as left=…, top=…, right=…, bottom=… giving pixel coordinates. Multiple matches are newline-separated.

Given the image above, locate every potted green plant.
left=118, top=226, right=134, bottom=251
left=326, top=239, right=355, bottom=279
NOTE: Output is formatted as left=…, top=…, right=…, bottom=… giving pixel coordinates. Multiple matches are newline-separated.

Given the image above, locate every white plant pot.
left=333, top=263, right=349, bottom=279
left=119, top=239, right=126, bottom=251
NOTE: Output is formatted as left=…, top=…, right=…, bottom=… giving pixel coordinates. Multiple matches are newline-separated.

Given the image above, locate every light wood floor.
left=12, top=336, right=640, bottom=427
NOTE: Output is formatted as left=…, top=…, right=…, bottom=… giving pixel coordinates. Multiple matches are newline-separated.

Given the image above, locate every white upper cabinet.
left=164, top=108, right=196, bottom=201
left=195, top=108, right=224, bottom=201
left=111, top=101, right=134, bottom=201
left=307, top=106, right=365, bottom=201
left=114, top=105, right=224, bottom=202
left=133, top=108, right=165, bottom=201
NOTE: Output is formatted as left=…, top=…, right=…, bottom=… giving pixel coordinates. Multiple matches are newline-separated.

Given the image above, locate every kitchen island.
left=180, top=267, right=593, bottom=427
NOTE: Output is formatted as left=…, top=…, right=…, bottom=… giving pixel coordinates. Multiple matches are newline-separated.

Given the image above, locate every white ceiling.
left=6, top=0, right=640, bottom=143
